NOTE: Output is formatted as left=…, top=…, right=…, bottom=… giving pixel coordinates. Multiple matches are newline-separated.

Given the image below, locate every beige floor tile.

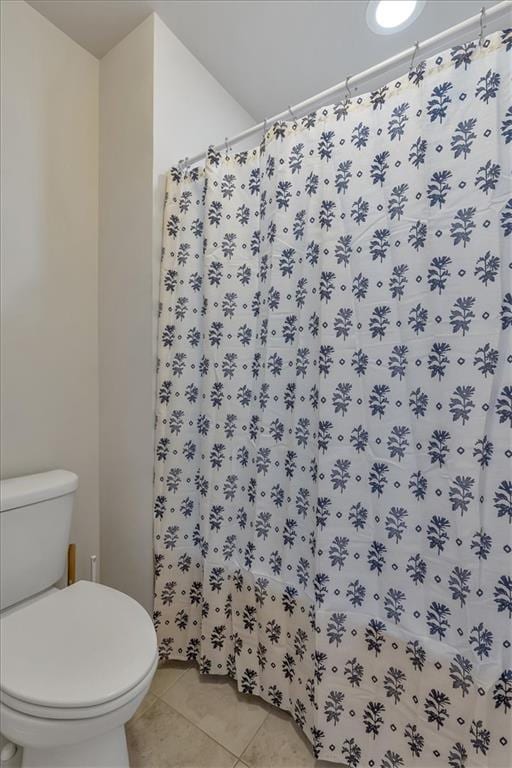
left=241, top=708, right=316, bottom=768
left=150, top=661, right=190, bottom=698
left=126, top=698, right=238, bottom=768
left=161, top=668, right=269, bottom=757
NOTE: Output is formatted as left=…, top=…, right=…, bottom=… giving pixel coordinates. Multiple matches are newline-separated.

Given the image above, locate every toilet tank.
left=0, top=470, right=78, bottom=610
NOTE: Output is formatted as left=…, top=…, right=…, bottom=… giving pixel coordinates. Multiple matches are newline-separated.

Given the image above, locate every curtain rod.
left=181, top=1, right=511, bottom=169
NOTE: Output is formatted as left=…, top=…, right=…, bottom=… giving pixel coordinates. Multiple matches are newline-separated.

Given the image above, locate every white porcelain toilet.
left=0, top=470, right=158, bottom=767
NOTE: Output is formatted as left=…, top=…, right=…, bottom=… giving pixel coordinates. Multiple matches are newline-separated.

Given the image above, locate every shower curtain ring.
left=288, top=105, right=297, bottom=122
left=345, top=75, right=352, bottom=100
left=224, top=137, right=230, bottom=157
left=479, top=6, right=486, bottom=46
left=262, top=118, right=268, bottom=142
left=409, top=41, right=420, bottom=73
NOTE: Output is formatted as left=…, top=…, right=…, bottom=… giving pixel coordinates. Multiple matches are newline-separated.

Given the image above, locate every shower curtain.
left=154, top=29, right=511, bottom=767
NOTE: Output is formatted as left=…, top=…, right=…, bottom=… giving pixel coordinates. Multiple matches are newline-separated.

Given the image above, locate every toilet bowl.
left=0, top=580, right=157, bottom=767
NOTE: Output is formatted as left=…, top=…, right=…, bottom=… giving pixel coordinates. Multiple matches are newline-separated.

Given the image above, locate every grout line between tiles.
left=153, top=664, right=191, bottom=699
left=237, top=708, right=270, bottom=765
left=130, top=688, right=346, bottom=768
left=162, top=698, right=242, bottom=764
left=154, top=668, right=270, bottom=762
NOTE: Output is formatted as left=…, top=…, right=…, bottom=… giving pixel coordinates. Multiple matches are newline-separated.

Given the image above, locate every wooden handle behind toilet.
left=67, top=543, right=76, bottom=585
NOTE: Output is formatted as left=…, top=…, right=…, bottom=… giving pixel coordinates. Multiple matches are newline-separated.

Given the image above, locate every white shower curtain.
left=154, top=29, right=511, bottom=767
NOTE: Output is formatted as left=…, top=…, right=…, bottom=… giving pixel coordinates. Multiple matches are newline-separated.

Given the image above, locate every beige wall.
left=98, top=15, right=155, bottom=611
left=0, top=0, right=100, bottom=581
left=99, top=14, right=254, bottom=612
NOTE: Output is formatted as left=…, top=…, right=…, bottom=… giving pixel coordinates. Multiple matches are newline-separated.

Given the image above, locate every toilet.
left=0, top=470, right=158, bottom=767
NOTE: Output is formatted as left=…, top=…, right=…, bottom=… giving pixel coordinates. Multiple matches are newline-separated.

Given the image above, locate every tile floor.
left=127, top=662, right=345, bottom=768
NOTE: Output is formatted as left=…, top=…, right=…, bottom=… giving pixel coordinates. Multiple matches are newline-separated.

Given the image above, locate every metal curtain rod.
left=181, top=1, right=511, bottom=169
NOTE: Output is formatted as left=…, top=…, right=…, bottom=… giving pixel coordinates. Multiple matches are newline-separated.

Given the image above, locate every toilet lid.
left=0, top=581, right=157, bottom=709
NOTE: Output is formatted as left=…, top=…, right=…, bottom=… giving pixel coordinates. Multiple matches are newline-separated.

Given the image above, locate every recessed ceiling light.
left=367, top=0, right=426, bottom=35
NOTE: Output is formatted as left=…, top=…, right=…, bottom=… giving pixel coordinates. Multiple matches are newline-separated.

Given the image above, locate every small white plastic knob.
left=90, top=554, right=97, bottom=583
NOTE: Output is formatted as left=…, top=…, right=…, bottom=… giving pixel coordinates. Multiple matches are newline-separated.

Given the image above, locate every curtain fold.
left=154, top=29, right=511, bottom=767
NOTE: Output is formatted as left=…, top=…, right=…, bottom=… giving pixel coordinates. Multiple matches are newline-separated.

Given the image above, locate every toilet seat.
left=0, top=581, right=157, bottom=720
left=0, top=658, right=157, bottom=720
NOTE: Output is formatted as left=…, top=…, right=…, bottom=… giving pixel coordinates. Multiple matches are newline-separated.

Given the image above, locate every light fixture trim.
left=367, top=0, right=426, bottom=35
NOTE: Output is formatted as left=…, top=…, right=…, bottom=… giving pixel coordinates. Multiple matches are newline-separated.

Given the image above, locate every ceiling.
left=27, top=0, right=506, bottom=120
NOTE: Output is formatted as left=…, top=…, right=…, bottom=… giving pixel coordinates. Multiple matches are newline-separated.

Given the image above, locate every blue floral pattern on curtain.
left=154, top=29, right=512, bottom=768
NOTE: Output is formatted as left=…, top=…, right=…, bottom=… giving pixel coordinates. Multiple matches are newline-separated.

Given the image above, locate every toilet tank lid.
left=0, top=470, right=78, bottom=512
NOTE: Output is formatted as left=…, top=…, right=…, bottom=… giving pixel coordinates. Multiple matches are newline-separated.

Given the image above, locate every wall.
left=98, top=15, right=155, bottom=611
left=99, top=13, right=254, bottom=612
left=0, top=0, right=100, bottom=581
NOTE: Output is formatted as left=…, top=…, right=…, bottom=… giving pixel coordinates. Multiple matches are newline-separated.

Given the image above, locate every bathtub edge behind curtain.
left=154, top=28, right=512, bottom=768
